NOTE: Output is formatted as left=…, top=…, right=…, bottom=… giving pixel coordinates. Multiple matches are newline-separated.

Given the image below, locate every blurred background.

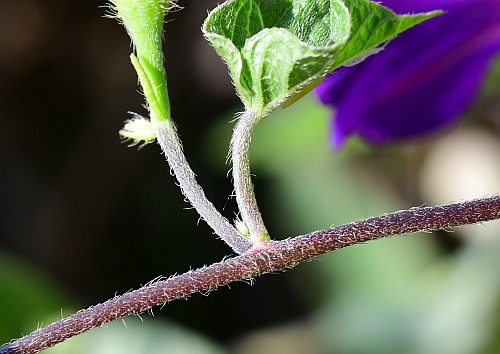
left=1, top=1, right=500, bottom=353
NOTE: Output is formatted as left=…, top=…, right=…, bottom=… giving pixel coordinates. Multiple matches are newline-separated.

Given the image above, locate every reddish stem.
left=2, top=196, right=500, bottom=354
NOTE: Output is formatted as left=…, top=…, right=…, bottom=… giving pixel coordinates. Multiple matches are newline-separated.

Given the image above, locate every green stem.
left=231, top=110, right=271, bottom=245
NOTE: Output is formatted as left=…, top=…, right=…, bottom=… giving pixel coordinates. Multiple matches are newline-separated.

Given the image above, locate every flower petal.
left=316, top=0, right=500, bottom=149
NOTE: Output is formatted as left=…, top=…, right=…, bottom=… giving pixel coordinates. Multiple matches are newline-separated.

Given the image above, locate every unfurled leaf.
left=203, top=0, right=441, bottom=113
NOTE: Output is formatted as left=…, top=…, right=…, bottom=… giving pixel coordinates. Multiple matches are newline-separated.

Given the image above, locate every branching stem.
left=3, top=196, right=500, bottom=354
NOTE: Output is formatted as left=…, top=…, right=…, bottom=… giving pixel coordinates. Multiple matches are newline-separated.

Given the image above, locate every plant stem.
left=3, top=196, right=500, bottom=354
left=113, top=2, right=253, bottom=253
left=153, top=119, right=253, bottom=254
left=130, top=56, right=251, bottom=253
left=231, top=110, right=270, bottom=245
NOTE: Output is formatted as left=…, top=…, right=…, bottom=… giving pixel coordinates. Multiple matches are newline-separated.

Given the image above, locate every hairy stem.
left=153, top=119, right=252, bottom=254
left=2, top=196, right=500, bottom=354
left=231, top=110, right=270, bottom=245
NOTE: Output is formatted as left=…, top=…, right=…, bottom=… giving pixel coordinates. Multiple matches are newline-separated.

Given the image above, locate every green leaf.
left=203, top=0, right=441, bottom=114
left=203, top=0, right=350, bottom=112
left=332, top=0, right=442, bottom=66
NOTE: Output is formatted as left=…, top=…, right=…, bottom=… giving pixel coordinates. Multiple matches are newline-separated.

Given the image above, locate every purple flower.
left=315, top=0, right=500, bottom=149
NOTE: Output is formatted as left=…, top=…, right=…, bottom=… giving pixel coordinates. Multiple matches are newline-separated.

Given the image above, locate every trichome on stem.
left=2, top=196, right=500, bottom=354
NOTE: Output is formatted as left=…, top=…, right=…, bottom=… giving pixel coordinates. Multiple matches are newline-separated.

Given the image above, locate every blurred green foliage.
left=0, top=251, right=73, bottom=344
